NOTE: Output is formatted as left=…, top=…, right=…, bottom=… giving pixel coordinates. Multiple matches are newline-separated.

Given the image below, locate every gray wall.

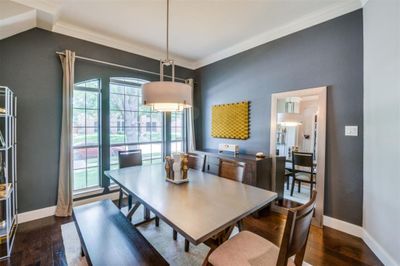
left=363, top=0, right=400, bottom=264
left=195, top=10, right=364, bottom=225
left=0, top=28, right=194, bottom=213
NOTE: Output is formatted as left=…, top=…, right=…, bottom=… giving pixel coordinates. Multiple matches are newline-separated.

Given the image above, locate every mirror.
left=270, top=87, right=326, bottom=226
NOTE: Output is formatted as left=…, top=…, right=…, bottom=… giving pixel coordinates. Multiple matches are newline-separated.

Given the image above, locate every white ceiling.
left=2, top=0, right=364, bottom=69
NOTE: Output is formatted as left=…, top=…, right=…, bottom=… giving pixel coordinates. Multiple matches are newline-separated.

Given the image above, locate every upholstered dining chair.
left=290, top=152, right=316, bottom=199
left=187, top=152, right=206, bottom=171
left=218, top=158, right=246, bottom=183
left=207, top=190, right=317, bottom=266
left=118, top=150, right=160, bottom=226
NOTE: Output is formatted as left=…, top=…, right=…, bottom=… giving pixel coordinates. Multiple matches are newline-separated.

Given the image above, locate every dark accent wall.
left=195, top=10, right=363, bottom=225
left=0, top=28, right=194, bottom=213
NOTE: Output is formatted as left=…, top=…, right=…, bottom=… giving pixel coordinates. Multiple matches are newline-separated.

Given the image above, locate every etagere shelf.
left=0, top=86, right=17, bottom=259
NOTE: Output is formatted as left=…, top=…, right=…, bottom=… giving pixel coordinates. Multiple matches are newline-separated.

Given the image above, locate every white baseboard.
left=323, top=215, right=363, bottom=237
left=17, top=192, right=120, bottom=224
left=362, top=230, right=398, bottom=266
left=18, top=205, right=57, bottom=224
left=323, top=215, right=398, bottom=266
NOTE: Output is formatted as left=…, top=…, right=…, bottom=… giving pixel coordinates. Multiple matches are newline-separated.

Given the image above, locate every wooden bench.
left=73, top=199, right=169, bottom=266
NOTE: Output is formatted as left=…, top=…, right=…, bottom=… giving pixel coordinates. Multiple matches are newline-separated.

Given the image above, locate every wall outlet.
left=345, top=126, right=358, bottom=136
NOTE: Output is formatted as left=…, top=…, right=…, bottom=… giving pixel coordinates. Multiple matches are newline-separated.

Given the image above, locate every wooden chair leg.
left=155, top=216, right=160, bottom=227
left=286, top=175, right=290, bottom=190
left=185, top=239, right=190, bottom=252
left=202, top=249, right=214, bottom=266
left=173, top=229, right=177, bottom=240
left=290, top=177, right=296, bottom=196
left=118, top=189, right=123, bottom=209
left=128, top=195, right=133, bottom=209
left=237, top=220, right=243, bottom=232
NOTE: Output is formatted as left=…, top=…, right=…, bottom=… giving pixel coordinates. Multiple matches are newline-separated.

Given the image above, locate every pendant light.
left=277, top=97, right=303, bottom=126
left=142, top=0, right=192, bottom=112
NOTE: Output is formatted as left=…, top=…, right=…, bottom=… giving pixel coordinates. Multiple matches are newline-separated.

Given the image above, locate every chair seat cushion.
left=295, top=173, right=312, bottom=181
left=208, top=231, right=295, bottom=266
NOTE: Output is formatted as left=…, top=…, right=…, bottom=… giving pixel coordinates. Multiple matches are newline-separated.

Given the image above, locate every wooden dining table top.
left=105, top=164, right=277, bottom=245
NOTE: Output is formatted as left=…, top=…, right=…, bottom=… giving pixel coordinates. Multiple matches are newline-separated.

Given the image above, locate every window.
left=72, top=79, right=101, bottom=191
left=171, top=111, right=185, bottom=153
left=109, top=78, right=163, bottom=169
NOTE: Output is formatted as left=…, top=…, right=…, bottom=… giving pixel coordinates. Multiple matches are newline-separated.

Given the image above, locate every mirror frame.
left=270, top=86, right=327, bottom=227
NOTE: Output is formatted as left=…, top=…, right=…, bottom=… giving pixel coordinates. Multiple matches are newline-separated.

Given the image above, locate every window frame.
left=72, top=79, right=103, bottom=193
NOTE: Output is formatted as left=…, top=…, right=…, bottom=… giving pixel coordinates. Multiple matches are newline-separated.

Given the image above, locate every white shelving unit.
left=0, top=86, right=17, bottom=259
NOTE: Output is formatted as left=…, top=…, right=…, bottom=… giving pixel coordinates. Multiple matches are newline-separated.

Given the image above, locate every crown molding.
left=0, top=9, right=36, bottom=40
left=52, top=21, right=196, bottom=70
left=193, top=0, right=362, bottom=69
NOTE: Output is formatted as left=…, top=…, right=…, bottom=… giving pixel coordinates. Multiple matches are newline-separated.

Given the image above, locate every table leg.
left=155, top=216, right=160, bottom=227
left=144, top=207, right=151, bottom=220
left=185, top=239, right=190, bottom=252
left=173, top=229, right=177, bottom=240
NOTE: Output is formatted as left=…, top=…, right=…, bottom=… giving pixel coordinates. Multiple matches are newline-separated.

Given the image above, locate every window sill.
left=73, top=186, right=104, bottom=199
left=108, top=183, right=120, bottom=191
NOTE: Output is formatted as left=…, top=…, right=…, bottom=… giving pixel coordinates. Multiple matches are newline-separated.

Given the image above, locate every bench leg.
left=173, top=229, right=177, bottom=240
left=127, top=202, right=141, bottom=221
left=118, top=189, right=123, bottom=209
left=144, top=207, right=150, bottom=220
left=185, top=239, right=190, bottom=252
left=155, top=216, right=160, bottom=227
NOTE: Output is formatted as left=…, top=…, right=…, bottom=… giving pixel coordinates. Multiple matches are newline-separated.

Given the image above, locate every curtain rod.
left=56, top=51, right=186, bottom=82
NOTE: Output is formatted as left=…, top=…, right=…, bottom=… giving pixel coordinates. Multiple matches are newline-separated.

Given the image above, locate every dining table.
left=104, top=164, right=277, bottom=250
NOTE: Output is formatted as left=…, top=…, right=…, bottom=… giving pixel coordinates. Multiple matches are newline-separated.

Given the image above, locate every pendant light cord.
left=166, top=0, right=170, bottom=61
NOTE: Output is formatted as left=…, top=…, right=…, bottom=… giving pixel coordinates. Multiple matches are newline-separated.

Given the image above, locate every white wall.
left=363, top=0, right=400, bottom=265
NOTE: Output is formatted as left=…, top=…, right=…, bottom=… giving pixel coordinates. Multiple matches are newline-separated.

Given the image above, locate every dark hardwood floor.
left=0, top=205, right=382, bottom=266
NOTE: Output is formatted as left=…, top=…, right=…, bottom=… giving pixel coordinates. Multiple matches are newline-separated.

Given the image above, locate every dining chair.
left=290, top=152, right=316, bottom=199
left=118, top=150, right=160, bottom=226
left=187, top=152, right=206, bottom=171
left=207, top=190, right=317, bottom=266
left=218, top=158, right=246, bottom=183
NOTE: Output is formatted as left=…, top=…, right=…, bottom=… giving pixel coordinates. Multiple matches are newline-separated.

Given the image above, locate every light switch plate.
left=345, top=126, right=358, bottom=136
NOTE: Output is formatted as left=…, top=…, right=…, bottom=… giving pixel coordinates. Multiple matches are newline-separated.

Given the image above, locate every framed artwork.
left=211, top=101, right=250, bottom=140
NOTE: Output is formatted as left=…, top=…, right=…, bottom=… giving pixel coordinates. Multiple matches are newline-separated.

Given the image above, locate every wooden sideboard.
left=193, top=149, right=286, bottom=200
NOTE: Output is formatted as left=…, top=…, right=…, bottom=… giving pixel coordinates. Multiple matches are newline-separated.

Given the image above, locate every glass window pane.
left=125, top=86, right=140, bottom=96
left=151, top=127, right=162, bottom=142
left=87, top=167, right=99, bottom=187
left=110, top=83, right=125, bottom=94
left=138, top=112, right=151, bottom=127
left=110, top=127, right=125, bottom=144
left=74, top=169, right=86, bottom=190
left=86, top=147, right=99, bottom=167
left=73, top=128, right=85, bottom=147
left=73, top=109, right=85, bottom=127
left=86, top=110, right=98, bottom=127
left=85, top=80, right=99, bottom=88
left=151, top=113, right=163, bottom=127
left=139, top=144, right=151, bottom=161
left=151, top=143, right=162, bottom=159
left=139, top=127, right=151, bottom=142
left=110, top=145, right=125, bottom=166
left=125, top=111, right=139, bottom=127
left=86, top=91, right=98, bottom=109
left=86, top=128, right=98, bottom=146
left=110, top=111, right=124, bottom=127
left=73, top=148, right=86, bottom=170
left=176, top=141, right=183, bottom=152
left=73, top=90, right=85, bottom=108
left=125, top=95, right=139, bottom=111
left=175, top=128, right=183, bottom=140
left=126, top=127, right=138, bottom=143
left=110, top=94, right=124, bottom=110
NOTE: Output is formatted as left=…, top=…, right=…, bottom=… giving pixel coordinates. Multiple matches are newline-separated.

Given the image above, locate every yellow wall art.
left=211, top=101, right=250, bottom=140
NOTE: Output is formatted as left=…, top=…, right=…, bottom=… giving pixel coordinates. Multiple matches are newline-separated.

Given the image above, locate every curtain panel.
left=55, top=50, right=75, bottom=217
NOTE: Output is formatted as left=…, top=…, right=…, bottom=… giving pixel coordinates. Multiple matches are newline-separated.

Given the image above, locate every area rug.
left=61, top=205, right=311, bottom=266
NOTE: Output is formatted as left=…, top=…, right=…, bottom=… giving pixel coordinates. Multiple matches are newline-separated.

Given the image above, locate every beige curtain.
left=186, top=79, right=196, bottom=152
left=56, top=50, right=75, bottom=217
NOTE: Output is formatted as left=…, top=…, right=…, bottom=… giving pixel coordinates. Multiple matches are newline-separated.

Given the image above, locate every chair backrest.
left=187, top=153, right=206, bottom=171
left=292, top=152, right=314, bottom=174
left=118, top=150, right=142, bottom=169
left=218, top=158, right=246, bottom=183
left=277, top=190, right=317, bottom=266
